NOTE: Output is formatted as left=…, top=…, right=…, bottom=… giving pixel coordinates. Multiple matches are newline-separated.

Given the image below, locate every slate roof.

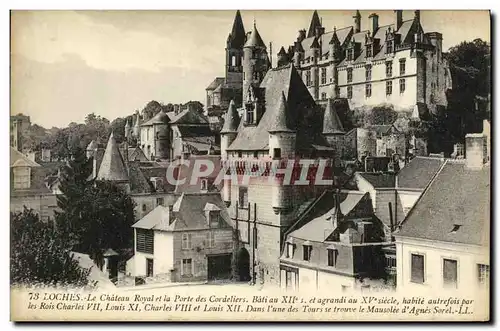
left=227, top=64, right=322, bottom=151
left=220, top=100, right=240, bottom=134
left=396, top=156, right=445, bottom=189
left=323, top=98, right=345, bottom=134
left=97, top=132, right=129, bottom=182
left=396, top=161, right=490, bottom=246
left=244, top=22, right=266, bottom=48
left=357, top=172, right=396, bottom=188
left=227, top=10, right=246, bottom=49
left=130, top=163, right=176, bottom=194
left=306, top=10, right=322, bottom=38
left=169, top=109, right=209, bottom=125
left=268, top=91, right=295, bottom=133
left=289, top=191, right=372, bottom=242
left=174, top=155, right=222, bottom=194
left=177, top=125, right=213, bottom=138
left=206, top=77, right=225, bottom=91
left=141, top=110, right=170, bottom=126
left=133, top=192, right=232, bottom=231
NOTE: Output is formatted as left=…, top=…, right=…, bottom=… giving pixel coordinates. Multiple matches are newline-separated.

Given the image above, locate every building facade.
left=10, top=113, right=31, bottom=152
left=277, top=10, right=452, bottom=117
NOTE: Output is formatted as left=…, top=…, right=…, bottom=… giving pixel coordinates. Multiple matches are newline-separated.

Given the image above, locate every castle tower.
left=310, top=37, right=320, bottom=101
left=96, top=132, right=130, bottom=193
left=133, top=111, right=140, bottom=139
left=323, top=98, right=345, bottom=164
left=243, top=21, right=269, bottom=102
left=124, top=119, right=131, bottom=140
left=220, top=100, right=240, bottom=159
left=226, top=10, right=246, bottom=85
left=277, top=46, right=288, bottom=68
left=268, top=91, right=296, bottom=214
left=328, top=28, right=341, bottom=98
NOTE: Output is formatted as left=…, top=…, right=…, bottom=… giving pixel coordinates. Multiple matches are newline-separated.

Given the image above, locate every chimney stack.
left=353, top=10, right=361, bottom=33
left=395, top=10, right=403, bottom=30
left=368, top=13, right=379, bottom=36
left=465, top=133, right=487, bottom=170
left=414, top=10, right=420, bottom=23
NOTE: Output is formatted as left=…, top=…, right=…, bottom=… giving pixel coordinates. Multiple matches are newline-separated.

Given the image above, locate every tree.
left=11, top=208, right=90, bottom=287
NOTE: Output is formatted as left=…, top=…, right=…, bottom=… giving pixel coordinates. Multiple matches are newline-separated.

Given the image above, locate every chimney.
left=368, top=13, right=379, bottom=36
left=353, top=10, right=361, bottom=33
left=395, top=10, right=403, bottom=30
left=465, top=133, right=487, bottom=170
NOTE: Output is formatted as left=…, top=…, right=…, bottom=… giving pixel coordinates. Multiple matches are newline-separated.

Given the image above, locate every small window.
left=181, top=258, right=193, bottom=276
left=207, top=231, right=215, bottom=248
left=142, top=204, right=147, bottom=212
left=399, top=59, right=406, bottom=75
left=246, top=106, right=254, bottom=124
left=386, top=62, right=393, bottom=77
left=410, top=253, right=425, bottom=283
left=273, top=148, right=281, bottom=159
left=286, top=243, right=295, bottom=258
left=321, top=67, right=327, bottom=85
left=386, top=42, right=393, bottom=54
left=365, top=84, right=372, bottom=98
left=477, top=264, right=490, bottom=285
left=385, top=256, right=396, bottom=268
left=443, top=259, right=458, bottom=287
left=209, top=211, right=220, bottom=228
left=327, top=248, right=338, bottom=267
left=365, top=65, right=372, bottom=81
left=231, top=55, right=236, bottom=67
left=321, top=92, right=327, bottom=100
left=347, top=86, right=353, bottom=99
left=253, top=151, right=258, bottom=158
left=238, top=187, right=248, bottom=208
left=347, top=68, right=353, bottom=83
left=237, top=151, right=242, bottom=158
left=399, top=79, right=406, bottom=94
left=303, top=245, right=312, bottom=261
left=253, top=227, right=258, bottom=249
left=305, top=70, right=312, bottom=86
left=156, top=198, right=164, bottom=206
left=200, top=179, right=208, bottom=191
left=181, top=233, right=192, bottom=250
left=386, top=81, right=393, bottom=96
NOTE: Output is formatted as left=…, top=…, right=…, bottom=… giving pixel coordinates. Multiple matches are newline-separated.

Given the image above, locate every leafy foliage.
left=11, top=208, right=90, bottom=287
left=351, top=105, right=399, bottom=127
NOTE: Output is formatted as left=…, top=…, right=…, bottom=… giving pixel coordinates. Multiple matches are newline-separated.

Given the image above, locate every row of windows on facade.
left=319, top=79, right=406, bottom=101
left=305, top=59, right=406, bottom=87
left=286, top=243, right=340, bottom=268
left=345, top=39, right=404, bottom=62
left=410, top=253, right=490, bottom=287
left=136, top=229, right=218, bottom=255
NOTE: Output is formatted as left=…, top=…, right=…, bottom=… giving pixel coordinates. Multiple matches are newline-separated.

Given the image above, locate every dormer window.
left=386, top=41, right=393, bottom=54
left=303, top=242, right=312, bottom=261
left=245, top=104, right=255, bottom=125
left=366, top=45, right=372, bottom=58
left=346, top=48, right=354, bottom=61
left=208, top=211, right=221, bottom=228
left=13, top=166, right=30, bottom=189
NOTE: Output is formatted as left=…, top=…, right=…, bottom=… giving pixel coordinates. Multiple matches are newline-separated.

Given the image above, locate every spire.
left=310, top=37, right=320, bottom=49
left=268, top=91, right=295, bottom=133
left=244, top=21, right=266, bottom=48
left=97, top=132, right=129, bottom=182
left=307, top=10, right=322, bottom=38
left=227, top=10, right=246, bottom=49
left=330, top=27, right=340, bottom=45
left=220, top=100, right=240, bottom=134
left=323, top=98, right=345, bottom=135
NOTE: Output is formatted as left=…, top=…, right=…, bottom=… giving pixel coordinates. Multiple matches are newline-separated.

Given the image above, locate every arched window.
left=231, top=55, right=236, bottom=66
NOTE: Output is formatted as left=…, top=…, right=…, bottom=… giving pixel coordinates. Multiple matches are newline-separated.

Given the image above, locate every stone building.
left=276, top=10, right=453, bottom=117
left=128, top=192, right=234, bottom=283
left=10, top=113, right=31, bottom=152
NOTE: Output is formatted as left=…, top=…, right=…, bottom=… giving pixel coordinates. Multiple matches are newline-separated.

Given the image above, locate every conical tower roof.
left=97, top=132, right=129, bottom=182
left=277, top=46, right=287, bottom=56
left=244, top=21, right=266, bottom=48
left=227, top=10, right=246, bottom=49
left=310, top=37, right=320, bottom=49
left=323, top=98, right=345, bottom=135
left=329, top=27, right=340, bottom=45
left=307, top=10, right=322, bottom=38
left=268, top=91, right=295, bottom=133
left=220, top=100, right=240, bottom=134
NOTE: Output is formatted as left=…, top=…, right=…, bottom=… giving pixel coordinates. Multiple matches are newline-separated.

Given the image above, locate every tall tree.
left=11, top=208, right=90, bottom=287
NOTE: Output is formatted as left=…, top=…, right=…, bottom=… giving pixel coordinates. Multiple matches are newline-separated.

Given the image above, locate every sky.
left=11, top=10, right=490, bottom=128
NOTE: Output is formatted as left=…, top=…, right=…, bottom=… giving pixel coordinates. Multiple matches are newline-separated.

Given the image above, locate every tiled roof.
left=96, top=133, right=129, bottom=182
left=396, top=161, right=490, bottom=246
left=397, top=156, right=445, bottom=189
left=206, top=77, right=225, bottom=91
left=227, top=64, right=322, bottom=151
left=220, top=100, right=240, bottom=133
left=357, top=172, right=396, bottom=188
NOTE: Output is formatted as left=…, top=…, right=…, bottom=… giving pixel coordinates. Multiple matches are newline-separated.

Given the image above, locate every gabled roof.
left=220, top=100, right=240, bottom=134
left=396, top=161, right=490, bottom=246
left=227, top=64, right=321, bottom=151
left=97, top=132, right=129, bottom=182
left=288, top=191, right=372, bottom=242
left=322, top=98, right=345, bottom=135
left=227, top=10, right=246, bottom=49
left=132, top=205, right=175, bottom=231
left=357, top=172, right=396, bottom=188
left=397, top=156, right=445, bottom=189
left=306, top=10, right=322, bottom=38
left=244, top=22, right=266, bottom=48
left=169, top=109, right=209, bottom=125
left=206, top=77, right=225, bottom=91
left=10, top=148, right=41, bottom=167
